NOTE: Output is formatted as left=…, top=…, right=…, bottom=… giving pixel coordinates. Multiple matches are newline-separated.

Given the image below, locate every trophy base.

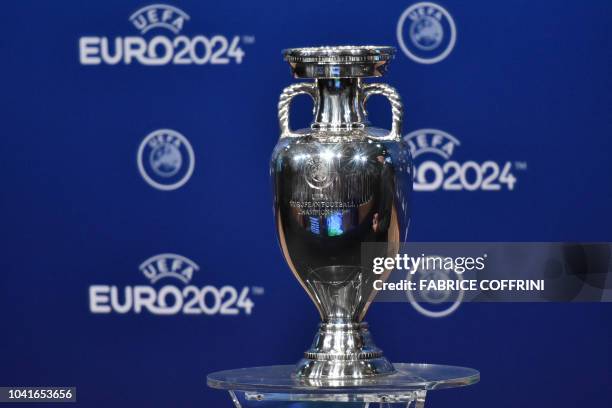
left=295, top=322, right=395, bottom=379
left=208, top=363, right=480, bottom=407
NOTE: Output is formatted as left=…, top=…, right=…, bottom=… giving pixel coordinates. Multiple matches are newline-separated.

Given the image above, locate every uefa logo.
left=129, top=4, right=190, bottom=34
left=140, top=253, right=199, bottom=284
left=396, top=2, right=457, bottom=64
left=305, top=156, right=336, bottom=190
left=406, top=256, right=465, bottom=318
left=137, top=128, right=195, bottom=191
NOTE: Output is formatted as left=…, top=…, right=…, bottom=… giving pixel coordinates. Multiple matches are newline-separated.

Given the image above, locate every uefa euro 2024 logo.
left=79, top=4, right=254, bottom=65
left=405, top=129, right=528, bottom=192
left=397, top=2, right=457, bottom=64
left=137, top=129, right=195, bottom=191
left=89, top=254, right=264, bottom=315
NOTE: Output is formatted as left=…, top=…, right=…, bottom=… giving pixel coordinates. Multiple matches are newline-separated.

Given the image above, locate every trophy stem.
left=295, top=322, right=395, bottom=379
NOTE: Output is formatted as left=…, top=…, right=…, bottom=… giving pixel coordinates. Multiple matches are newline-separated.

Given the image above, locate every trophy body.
left=271, top=46, right=412, bottom=380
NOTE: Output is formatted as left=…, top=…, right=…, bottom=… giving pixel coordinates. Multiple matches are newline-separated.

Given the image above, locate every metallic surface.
left=283, top=45, right=395, bottom=78
left=271, top=46, right=412, bottom=379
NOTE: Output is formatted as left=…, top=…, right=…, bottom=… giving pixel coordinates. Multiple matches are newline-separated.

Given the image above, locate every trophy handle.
left=278, top=83, right=318, bottom=138
left=362, top=83, right=403, bottom=141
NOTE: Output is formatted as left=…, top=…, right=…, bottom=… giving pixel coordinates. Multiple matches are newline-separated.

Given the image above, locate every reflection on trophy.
left=270, top=46, right=412, bottom=379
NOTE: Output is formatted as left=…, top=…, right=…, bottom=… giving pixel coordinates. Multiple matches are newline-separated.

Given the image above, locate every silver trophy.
left=270, top=46, right=412, bottom=379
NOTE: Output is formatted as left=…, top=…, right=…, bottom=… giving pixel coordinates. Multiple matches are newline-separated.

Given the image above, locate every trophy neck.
left=312, top=78, right=367, bottom=130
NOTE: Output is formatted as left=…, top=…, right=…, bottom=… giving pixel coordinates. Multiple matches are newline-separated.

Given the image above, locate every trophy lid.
left=283, top=46, right=395, bottom=79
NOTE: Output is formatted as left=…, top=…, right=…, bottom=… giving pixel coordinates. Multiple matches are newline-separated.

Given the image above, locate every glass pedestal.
left=207, top=363, right=479, bottom=407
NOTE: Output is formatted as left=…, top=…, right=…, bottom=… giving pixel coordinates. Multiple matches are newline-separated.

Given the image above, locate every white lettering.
left=79, top=37, right=101, bottom=65
left=89, top=285, right=111, bottom=313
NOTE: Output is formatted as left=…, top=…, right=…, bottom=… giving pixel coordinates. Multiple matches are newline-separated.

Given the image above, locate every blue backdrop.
left=1, top=0, right=611, bottom=407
